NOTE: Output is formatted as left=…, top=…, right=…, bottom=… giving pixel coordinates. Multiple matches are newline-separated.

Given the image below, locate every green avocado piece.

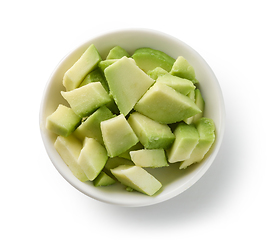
left=61, top=82, right=111, bottom=118
left=74, top=106, right=114, bottom=144
left=184, top=89, right=196, bottom=124
left=128, top=112, right=175, bottom=149
left=46, top=104, right=81, bottom=137
left=110, top=165, right=162, bottom=196
left=78, top=138, right=108, bottom=181
left=156, top=73, right=195, bottom=95
left=63, top=44, right=102, bottom=91
left=79, top=68, right=109, bottom=92
left=193, top=89, right=205, bottom=123
left=106, top=46, right=130, bottom=59
left=132, top=47, right=175, bottom=73
left=101, top=114, right=139, bottom=157
left=170, top=56, right=198, bottom=84
left=98, top=59, right=118, bottom=72
left=147, top=67, right=168, bottom=80
left=103, top=157, right=134, bottom=178
left=167, top=122, right=199, bottom=163
left=54, top=135, right=88, bottom=182
left=134, top=82, right=202, bottom=124
left=93, top=171, right=116, bottom=186
left=130, top=149, right=169, bottom=168
left=179, top=118, right=215, bottom=169
left=104, top=56, right=155, bottom=116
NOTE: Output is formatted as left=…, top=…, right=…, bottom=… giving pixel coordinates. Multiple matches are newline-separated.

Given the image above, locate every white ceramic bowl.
left=39, top=29, right=225, bottom=207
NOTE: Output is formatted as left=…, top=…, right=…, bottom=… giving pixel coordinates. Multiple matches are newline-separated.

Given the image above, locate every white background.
left=1, top=0, right=270, bottom=239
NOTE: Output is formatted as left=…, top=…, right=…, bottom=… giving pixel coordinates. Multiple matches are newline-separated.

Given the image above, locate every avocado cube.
left=101, top=114, right=139, bottom=157
left=179, top=118, right=215, bottom=169
left=63, top=44, right=102, bottom=91
left=74, top=106, right=114, bottom=144
left=78, top=138, right=108, bottom=181
left=147, top=67, right=168, bottom=80
left=46, top=104, right=81, bottom=137
left=132, top=47, right=175, bottom=73
left=167, top=122, right=199, bottom=163
left=93, top=171, right=116, bottom=187
left=170, top=56, right=198, bottom=84
left=128, top=112, right=175, bottom=149
left=130, top=149, right=169, bottom=168
left=111, top=165, right=162, bottom=196
left=106, top=46, right=130, bottom=59
left=193, top=89, right=205, bottom=123
left=156, top=73, right=195, bottom=95
left=134, top=82, right=201, bottom=124
left=61, top=82, right=111, bottom=118
left=54, top=135, right=88, bottom=182
left=104, top=56, right=155, bottom=116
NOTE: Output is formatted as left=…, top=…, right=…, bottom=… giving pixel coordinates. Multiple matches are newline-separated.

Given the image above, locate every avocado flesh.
left=179, top=118, right=215, bottom=169
left=132, top=47, right=175, bottom=73
left=63, top=44, right=102, bottom=91
left=106, top=46, right=130, bottom=59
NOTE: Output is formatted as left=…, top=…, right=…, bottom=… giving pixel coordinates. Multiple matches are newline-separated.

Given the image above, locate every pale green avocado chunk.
left=104, top=157, right=134, bottom=178
left=134, top=82, right=202, bottom=124
left=179, top=118, right=215, bottom=169
left=93, top=171, right=116, bottom=187
left=79, top=68, right=109, bottom=92
left=184, top=89, right=196, bottom=124
left=54, top=135, right=88, bottom=182
left=106, top=46, right=130, bottom=59
left=147, top=67, right=168, bottom=80
left=46, top=104, right=81, bottom=137
left=156, top=73, right=195, bottom=95
left=61, top=82, right=111, bottom=118
left=130, top=149, right=169, bottom=168
left=104, top=56, right=155, bottom=116
left=128, top=112, right=175, bottom=149
left=193, top=89, right=205, bottom=123
left=78, top=138, right=108, bottom=181
left=74, top=106, right=114, bottom=144
left=170, top=56, right=198, bottom=84
left=63, top=44, right=102, bottom=91
left=118, top=142, right=144, bottom=160
left=98, top=59, right=118, bottom=72
left=101, top=114, right=139, bottom=157
left=110, top=165, right=162, bottom=196
left=167, top=122, right=199, bottom=163
left=132, top=47, right=175, bottom=73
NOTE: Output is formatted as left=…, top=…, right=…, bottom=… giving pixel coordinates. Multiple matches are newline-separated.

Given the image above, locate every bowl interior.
left=40, top=29, right=225, bottom=207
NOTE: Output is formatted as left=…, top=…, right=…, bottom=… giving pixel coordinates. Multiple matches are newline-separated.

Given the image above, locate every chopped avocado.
left=170, top=56, right=198, bottom=84
left=74, top=106, right=114, bottom=144
left=100, top=114, right=139, bottom=157
left=104, top=56, right=155, bottom=116
left=110, top=165, right=162, bottom=196
left=93, top=171, right=116, bottom=186
left=128, top=112, right=175, bottom=149
left=46, top=104, right=81, bottom=137
left=156, top=73, right=195, bottom=95
left=184, top=89, right=196, bottom=124
left=118, top=142, right=144, bottom=159
left=132, top=47, right=175, bottom=72
left=167, top=122, right=199, bottom=163
left=63, top=44, right=102, bottom=91
left=54, top=135, right=88, bottom=182
left=130, top=149, right=169, bottom=168
left=98, top=59, right=118, bottom=72
left=104, top=157, right=134, bottom=178
left=193, top=89, right=205, bottom=123
left=78, top=138, right=108, bottom=181
left=147, top=67, right=168, bottom=80
left=79, top=68, right=109, bottom=92
left=106, top=46, right=130, bottom=59
left=134, top=82, right=202, bottom=124
left=180, top=118, right=215, bottom=169
left=61, top=82, right=111, bottom=118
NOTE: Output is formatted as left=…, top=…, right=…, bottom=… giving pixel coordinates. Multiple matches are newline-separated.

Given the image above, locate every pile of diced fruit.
left=46, top=44, right=215, bottom=196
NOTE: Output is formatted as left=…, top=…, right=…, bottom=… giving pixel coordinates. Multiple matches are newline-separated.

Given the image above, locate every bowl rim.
left=39, top=28, right=226, bottom=207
